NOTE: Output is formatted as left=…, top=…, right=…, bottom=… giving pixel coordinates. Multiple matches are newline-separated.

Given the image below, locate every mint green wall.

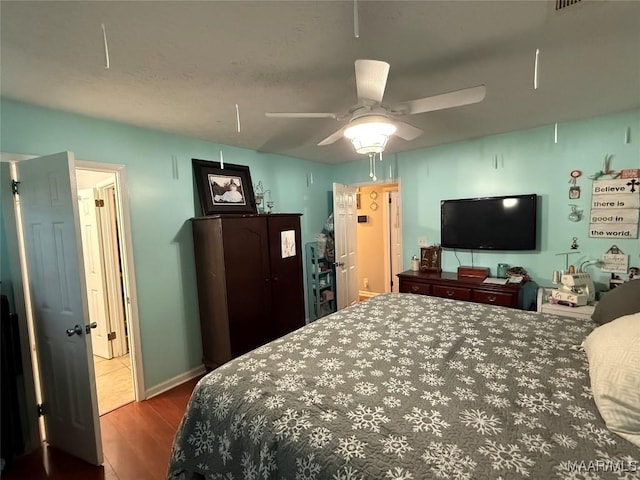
left=334, top=109, right=640, bottom=290
left=2, top=98, right=638, bottom=391
left=0, top=98, right=334, bottom=389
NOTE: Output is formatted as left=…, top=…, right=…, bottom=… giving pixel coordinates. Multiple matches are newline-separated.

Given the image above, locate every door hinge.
left=37, top=403, right=45, bottom=417
left=107, top=331, right=117, bottom=341
left=11, top=179, right=21, bottom=195
left=95, top=199, right=105, bottom=207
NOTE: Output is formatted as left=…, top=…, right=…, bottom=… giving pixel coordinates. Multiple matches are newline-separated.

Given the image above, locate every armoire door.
left=222, top=217, right=273, bottom=356
left=267, top=215, right=305, bottom=339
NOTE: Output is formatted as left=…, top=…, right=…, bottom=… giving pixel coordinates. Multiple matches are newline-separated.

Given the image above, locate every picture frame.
left=569, top=186, right=580, bottom=199
left=192, top=158, right=257, bottom=216
left=420, top=245, right=442, bottom=273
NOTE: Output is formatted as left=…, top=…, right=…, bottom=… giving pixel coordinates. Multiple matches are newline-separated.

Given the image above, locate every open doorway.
left=355, top=183, right=402, bottom=300
left=76, top=167, right=137, bottom=415
left=4, top=152, right=144, bottom=464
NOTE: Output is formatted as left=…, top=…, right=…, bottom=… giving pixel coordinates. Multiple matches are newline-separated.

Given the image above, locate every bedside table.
left=537, top=287, right=596, bottom=321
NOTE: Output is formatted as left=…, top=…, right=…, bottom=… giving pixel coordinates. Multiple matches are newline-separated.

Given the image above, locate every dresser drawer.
left=472, top=289, right=514, bottom=307
left=400, top=281, right=430, bottom=295
left=432, top=285, right=472, bottom=301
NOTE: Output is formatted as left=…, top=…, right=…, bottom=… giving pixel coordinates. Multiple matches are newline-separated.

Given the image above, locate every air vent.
left=556, top=0, right=582, bottom=10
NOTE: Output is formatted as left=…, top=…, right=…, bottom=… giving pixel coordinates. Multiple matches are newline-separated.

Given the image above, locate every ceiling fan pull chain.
left=372, top=154, right=377, bottom=181
left=369, top=154, right=373, bottom=178
left=235, top=104, right=241, bottom=133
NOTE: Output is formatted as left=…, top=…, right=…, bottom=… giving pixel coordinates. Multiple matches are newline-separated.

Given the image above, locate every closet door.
left=267, top=215, right=305, bottom=339
left=222, top=217, right=272, bottom=357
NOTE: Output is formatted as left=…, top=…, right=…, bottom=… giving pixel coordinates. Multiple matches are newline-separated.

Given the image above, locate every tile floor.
left=93, top=353, right=134, bottom=416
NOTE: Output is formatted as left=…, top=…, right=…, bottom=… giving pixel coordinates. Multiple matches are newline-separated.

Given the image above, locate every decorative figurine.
left=589, top=154, right=617, bottom=180
left=568, top=205, right=582, bottom=222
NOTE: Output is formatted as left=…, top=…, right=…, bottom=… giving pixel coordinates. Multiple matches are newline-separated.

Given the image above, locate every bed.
left=167, top=292, right=639, bottom=479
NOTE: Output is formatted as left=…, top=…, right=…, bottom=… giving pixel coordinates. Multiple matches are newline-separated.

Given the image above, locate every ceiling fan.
left=265, top=59, right=486, bottom=154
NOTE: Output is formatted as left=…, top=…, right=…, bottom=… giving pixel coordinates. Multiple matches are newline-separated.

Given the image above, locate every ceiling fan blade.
left=393, top=85, right=486, bottom=115
left=318, top=127, right=346, bottom=146
left=355, top=59, right=390, bottom=103
left=265, top=112, right=337, bottom=119
left=392, top=120, right=424, bottom=141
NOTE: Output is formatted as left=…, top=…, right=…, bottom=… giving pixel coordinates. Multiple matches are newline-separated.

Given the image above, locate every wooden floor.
left=3, top=376, right=201, bottom=480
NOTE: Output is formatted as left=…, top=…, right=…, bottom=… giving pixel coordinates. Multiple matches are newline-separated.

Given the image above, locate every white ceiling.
left=2, top=1, right=639, bottom=164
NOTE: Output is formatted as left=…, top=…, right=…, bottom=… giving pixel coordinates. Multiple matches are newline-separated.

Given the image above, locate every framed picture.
left=569, top=186, right=580, bottom=199
left=420, top=245, right=442, bottom=273
left=192, top=158, right=257, bottom=216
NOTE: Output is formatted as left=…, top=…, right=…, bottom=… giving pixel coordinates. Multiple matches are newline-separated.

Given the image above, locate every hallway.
left=93, top=354, right=134, bottom=416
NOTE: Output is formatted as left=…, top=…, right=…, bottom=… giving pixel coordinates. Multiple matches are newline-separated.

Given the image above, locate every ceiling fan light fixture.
left=344, top=119, right=396, bottom=155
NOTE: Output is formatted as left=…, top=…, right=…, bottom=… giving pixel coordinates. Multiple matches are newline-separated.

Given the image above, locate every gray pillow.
left=592, top=280, right=640, bottom=325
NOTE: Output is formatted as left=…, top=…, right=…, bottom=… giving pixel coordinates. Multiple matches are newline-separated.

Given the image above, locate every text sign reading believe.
left=589, top=178, right=639, bottom=239
left=591, top=178, right=639, bottom=195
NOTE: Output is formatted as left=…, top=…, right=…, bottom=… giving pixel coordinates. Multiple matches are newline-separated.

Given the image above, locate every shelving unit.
left=305, top=242, right=337, bottom=321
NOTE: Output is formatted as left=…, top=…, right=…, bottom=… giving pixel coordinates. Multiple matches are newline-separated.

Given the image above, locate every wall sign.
left=601, top=253, right=629, bottom=274
left=589, top=178, right=640, bottom=239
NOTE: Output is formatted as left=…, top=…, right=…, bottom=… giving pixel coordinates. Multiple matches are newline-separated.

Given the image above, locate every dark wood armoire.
left=191, top=213, right=305, bottom=369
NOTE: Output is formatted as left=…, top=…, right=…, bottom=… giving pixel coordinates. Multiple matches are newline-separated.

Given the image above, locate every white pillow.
left=583, top=312, right=640, bottom=447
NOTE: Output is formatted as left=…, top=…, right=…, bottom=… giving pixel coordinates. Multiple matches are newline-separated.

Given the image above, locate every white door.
left=15, top=152, right=103, bottom=465
left=333, top=183, right=358, bottom=309
left=383, top=190, right=402, bottom=293
left=98, top=183, right=128, bottom=358
left=78, top=188, right=112, bottom=359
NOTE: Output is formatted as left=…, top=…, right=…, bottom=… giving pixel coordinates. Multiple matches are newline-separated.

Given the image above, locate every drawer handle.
left=411, top=285, right=420, bottom=292
left=487, top=295, right=496, bottom=302
left=446, top=290, right=454, bottom=297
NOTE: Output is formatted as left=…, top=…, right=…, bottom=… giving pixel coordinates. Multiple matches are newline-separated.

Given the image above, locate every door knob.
left=66, top=324, right=83, bottom=336
left=334, top=262, right=345, bottom=267
left=66, top=322, right=97, bottom=336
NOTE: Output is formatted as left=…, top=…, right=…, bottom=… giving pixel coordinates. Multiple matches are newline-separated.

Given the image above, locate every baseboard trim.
left=145, top=364, right=207, bottom=399
left=358, top=290, right=381, bottom=299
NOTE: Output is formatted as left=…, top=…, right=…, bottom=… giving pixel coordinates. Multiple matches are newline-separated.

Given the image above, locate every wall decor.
left=569, top=186, right=581, bottom=199
left=589, top=177, right=640, bottom=239
left=192, top=158, right=257, bottom=216
left=569, top=170, right=582, bottom=199
left=601, top=245, right=628, bottom=274
left=620, top=168, right=640, bottom=179
left=568, top=205, right=582, bottom=222
left=588, top=154, right=617, bottom=180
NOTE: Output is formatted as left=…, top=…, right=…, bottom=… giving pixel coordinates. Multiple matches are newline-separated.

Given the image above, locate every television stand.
left=397, top=270, right=526, bottom=309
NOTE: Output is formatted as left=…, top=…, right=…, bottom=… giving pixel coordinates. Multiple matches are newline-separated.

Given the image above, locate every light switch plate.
left=418, top=236, right=428, bottom=247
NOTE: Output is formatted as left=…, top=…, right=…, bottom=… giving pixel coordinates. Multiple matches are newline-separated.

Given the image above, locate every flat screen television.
left=441, top=194, right=538, bottom=250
